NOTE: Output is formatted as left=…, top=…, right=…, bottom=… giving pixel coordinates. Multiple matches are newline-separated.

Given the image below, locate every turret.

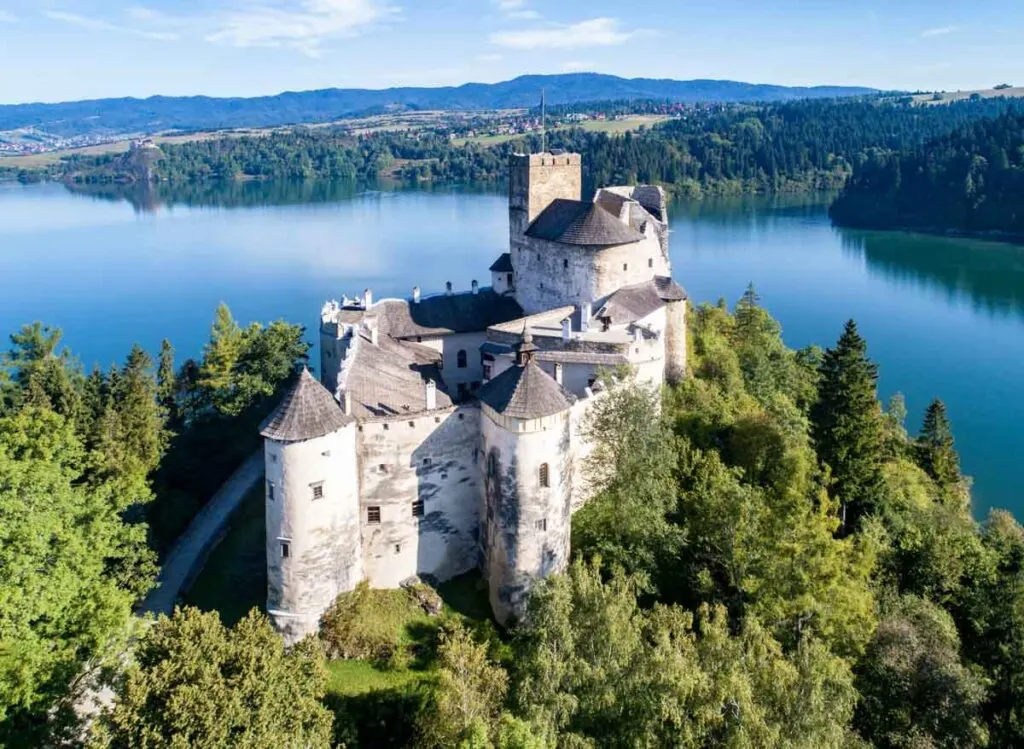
left=477, top=331, right=576, bottom=625
left=260, top=368, right=363, bottom=643
left=509, top=152, right=582, bottom=249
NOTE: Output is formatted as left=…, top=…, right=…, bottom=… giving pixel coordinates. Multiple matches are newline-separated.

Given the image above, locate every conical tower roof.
left=260, top=368, right=353, bottom=442
left=478, top=333, right=576, bottom=421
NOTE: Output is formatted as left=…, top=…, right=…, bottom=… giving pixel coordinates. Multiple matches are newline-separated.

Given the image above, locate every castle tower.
left=260, top=368, right=363, bottom=643
left=509, top=152, right=582, bottom=252
left=477, top=331, right=576, bottom=625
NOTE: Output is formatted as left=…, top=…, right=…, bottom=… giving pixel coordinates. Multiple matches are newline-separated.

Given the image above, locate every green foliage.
left=917, top=398, right=962, bottom=489
left=854, top=595, right=988, bottom=748
left=0, top=407, right=155, bottom=744
left=91, top=608, right=333, bottom=748
left=810, top=320, right=886, bottom=529
left=831, top=112, right=1024, bottom=236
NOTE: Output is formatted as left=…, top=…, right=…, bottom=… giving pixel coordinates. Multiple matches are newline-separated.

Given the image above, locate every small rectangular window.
left=539, top=463, right=550, bottom=488
left=281, top=541, right=290, bottom=558
left=367, top=506, right=381, bottom=524
left=412, top=499, right=425, bottom=517
left=507, top=273, right=513, bottom=284
left=648, top=258, right=654, bottom=268
left=378, top=463, right=388, bottom=473
left=267, top=481, right=275, bottom=500
left=534, top=519, right=547, bottom=532
left=310, top=481, right=324, bottom=500
left=623, top=263, right=628, bottom=271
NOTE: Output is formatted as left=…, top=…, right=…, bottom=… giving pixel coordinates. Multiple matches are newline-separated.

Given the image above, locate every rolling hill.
left=0, top=73, right=877, bottom=138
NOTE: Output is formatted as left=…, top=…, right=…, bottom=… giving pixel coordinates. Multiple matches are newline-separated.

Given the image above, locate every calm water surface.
left=1, top=180, right=1022, bottom=518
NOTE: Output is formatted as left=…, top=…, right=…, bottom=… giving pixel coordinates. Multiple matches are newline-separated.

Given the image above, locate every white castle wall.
left=512, top=231, right=669, bottom=316
left=357, top=405, right=482, bottom=588
left=265, top=425, right=362, bottom=643
left=481, top=405, right=573, bottom=625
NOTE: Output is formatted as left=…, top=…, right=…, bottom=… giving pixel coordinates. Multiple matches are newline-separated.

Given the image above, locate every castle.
left=259, top=152, right=687, bottom=642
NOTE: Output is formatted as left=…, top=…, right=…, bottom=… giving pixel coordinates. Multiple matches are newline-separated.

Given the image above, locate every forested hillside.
left=0, top=74, right=875, bottom=138
left=3, top=290, right=1024, bottom=747
left=830, top=111, right=1024, bottom=237
left=48, top=95, right=1024, bottom=200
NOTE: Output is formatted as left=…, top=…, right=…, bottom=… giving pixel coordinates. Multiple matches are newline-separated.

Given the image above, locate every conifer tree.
left=810, top=320, right=885, bottom=529
left=917, top=398, right=961, bottom=488
left=156, top=339, right=177, bottom=424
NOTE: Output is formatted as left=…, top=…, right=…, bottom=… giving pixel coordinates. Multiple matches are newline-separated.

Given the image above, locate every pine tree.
left=917, top=398, right=961, bottom=488
left=198, top=304, right=243, bottom=416
left=810, top=320, right=885, bottom=530
left=156, top=339, right=177, bottom=425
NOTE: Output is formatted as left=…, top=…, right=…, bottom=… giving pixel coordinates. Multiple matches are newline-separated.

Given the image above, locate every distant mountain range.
left=0, top=73, right=878, bottom=138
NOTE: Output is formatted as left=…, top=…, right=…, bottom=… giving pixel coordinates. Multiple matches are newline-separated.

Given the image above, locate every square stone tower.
left=508, top=152, right=582, bottom=244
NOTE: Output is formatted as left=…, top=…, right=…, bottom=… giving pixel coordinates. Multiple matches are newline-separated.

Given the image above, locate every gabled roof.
left=489, top=253, right=513, bottom=272
left=478, top=361, right=576, bottom=420
left=260, top=368, right=353, bottom=441
left=372, top=290, right=523, bottom=338
left=525, top=199, right=646, bottom=247
left=595, top=276, right=688, bottom=326
left=340, top=331, right=453, bottom=419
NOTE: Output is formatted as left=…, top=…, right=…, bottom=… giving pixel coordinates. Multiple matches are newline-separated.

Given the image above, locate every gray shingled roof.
left=595, top=276, right=688, bottom=326
left=478, top=361, right=576, bottom=419
left=370, top=291, right=522, bottom=339
left=489, top=253, right=513, bottom=272
left=260, top=368, right=353, bottom=441
left=526, top=199, right=646, bottom=247
left=340, top=331, right=453, bottom=418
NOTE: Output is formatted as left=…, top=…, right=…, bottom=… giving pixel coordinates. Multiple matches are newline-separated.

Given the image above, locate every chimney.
left=471, top=279, right=479, bottom=295
left=553, top=362, right=563, bottom=386
left=365, top=319, right=379, bottom=346
left=561, top=317, right=571, bottom=342
left=342, top=390, right=352, bottom=416
left=445, top=281, right=453, bottom=296
left=425, top=379, right=437, bottom=410
left=363, top=288, right=373, bottom=308
left=580, top=302, right=590, bottom=332
left=412, top=286, right=421, bottom=304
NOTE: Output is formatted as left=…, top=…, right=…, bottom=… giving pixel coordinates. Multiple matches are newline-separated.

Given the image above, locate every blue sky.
left=1, top=0, right=1022, bottom=104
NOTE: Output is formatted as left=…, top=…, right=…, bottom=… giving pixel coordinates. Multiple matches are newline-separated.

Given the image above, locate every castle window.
left=310, top=481, right=324, bottom=500
left=483, top=363, right=492, bottom=380
left=322, top=450, right=331, bottom=457
left=394, top=544, right=401, bottom=554
left=267, top=481, right=275, bottom=501
left=457, top=349, right=467, bottom=368
left=412, top=499, right=425, bottom=517
left=383, top=423, right=389, bottom=430
left=507, top=273, right=513, bottom=285
left=563, top=259, right=568, bottom=270
left=367, top=506, right=381, bottom=524
left=623, top=263, right=628, bottom=271
left=378, top=464, right=388, bottom=473
left=539, top=463, right=550, bottom=488
left=270, top=453, right=277, bottom=463
left=280, top=541, right=290, bottom=558
left=487, top=452, right=497, bottom=477
left=536, top=253, right=541, bottom=261
left=423, top=457, right=431, bottom=467
left=457, top=383, right=467, bottom=399
left=409, top=421, right=415, bottom=428
left=648, top=258, right=653, bottom=268
left=535, top=519, right=547, bottom=532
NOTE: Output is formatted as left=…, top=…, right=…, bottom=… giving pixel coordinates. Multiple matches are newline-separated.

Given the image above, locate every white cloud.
left=43, top=10, right=178, bottom=40
left=497, top=0, right=525, bottom=9
left=921, top=25, right=962, bottom=38
left=206, top=0, right=399, bottom=57
left=491, top=17, right=639, bottom=50
left=507, top=9, right=540, bottom=20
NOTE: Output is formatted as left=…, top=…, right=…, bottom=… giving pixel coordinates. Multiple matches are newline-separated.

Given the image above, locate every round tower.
left=260, top=368, right=363, bottom=644
left=477, top=332, right=576, bottom=625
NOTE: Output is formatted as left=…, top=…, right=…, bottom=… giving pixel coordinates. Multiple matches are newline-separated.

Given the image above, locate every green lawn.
left=181, top=483, right=266, bottom=626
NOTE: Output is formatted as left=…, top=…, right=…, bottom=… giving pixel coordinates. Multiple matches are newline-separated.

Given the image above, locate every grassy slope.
left=183, top=486, right=494, bottom=698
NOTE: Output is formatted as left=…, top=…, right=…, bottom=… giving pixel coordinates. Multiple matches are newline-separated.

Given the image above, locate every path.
left=141, top=451, right=264, bottom=616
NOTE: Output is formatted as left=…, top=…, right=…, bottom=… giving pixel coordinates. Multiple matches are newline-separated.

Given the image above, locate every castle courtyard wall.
left=357, top=405, right=482, bottom=588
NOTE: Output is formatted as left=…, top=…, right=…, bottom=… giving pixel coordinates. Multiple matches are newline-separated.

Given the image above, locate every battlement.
left=509, top=152, right=582, bottom=168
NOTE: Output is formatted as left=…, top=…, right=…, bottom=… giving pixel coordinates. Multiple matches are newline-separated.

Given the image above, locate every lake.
left=1, top=180, right=1022, bottom=518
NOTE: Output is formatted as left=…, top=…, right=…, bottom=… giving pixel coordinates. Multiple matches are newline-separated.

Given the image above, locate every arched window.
left=457, top=349, right=467, bottom=368
left=563, top=259, right=568, bottom=270
left=539, top=463, right=550, bottom=488
left=488, top=452, right=498, bottom=478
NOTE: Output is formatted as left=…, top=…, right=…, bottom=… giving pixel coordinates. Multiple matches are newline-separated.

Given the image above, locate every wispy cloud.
left=495, top=0, right=539, bottom=21
left=44, top=10, right=178, bottom=40
left=206, top=0, right=399, bottom=58
left=477, top=53, right=503, bottom=62
left=561, top=60, right=592, bottom=72
left=491, top=17, right=639, bottom=50
left=0, top=10, right=16, bottom=23
left=920, top=25, right=962, bottom=38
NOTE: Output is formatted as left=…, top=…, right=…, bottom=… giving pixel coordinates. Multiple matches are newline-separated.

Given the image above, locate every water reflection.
left=839, top=228, right=1024, bottom=321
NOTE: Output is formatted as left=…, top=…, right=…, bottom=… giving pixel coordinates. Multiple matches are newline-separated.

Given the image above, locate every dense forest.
left=830, top=111, right=1024, bottom=237
left=2, top=288, right=1024, bottom=747
left=36, top=95, right=1024, bottom=202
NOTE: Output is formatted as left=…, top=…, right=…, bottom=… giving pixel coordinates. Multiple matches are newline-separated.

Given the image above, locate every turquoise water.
left=1, top=181, right=1022, bottom=518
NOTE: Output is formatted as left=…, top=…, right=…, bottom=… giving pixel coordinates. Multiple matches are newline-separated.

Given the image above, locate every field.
left=452, top=114, right=671, bottom=146
left=0, top=130, right=246, bottom=168
left=913, top=86, right=1024, bottom=105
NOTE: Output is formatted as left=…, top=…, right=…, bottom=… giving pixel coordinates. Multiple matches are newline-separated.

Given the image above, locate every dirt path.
left=141, top=451, right=264, bottom=616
